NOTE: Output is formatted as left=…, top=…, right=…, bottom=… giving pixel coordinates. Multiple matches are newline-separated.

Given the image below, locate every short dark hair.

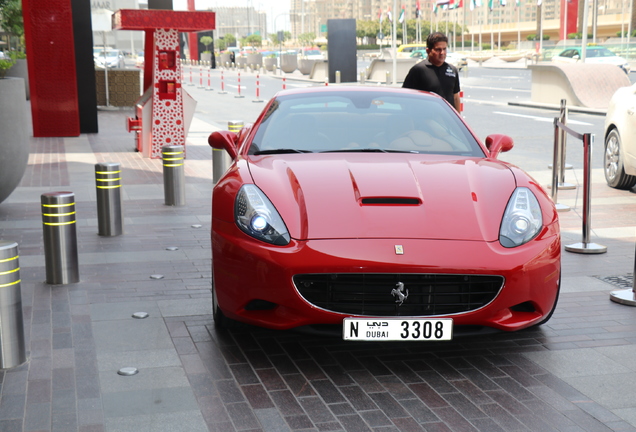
left=426, top=32, right=448, bottom=50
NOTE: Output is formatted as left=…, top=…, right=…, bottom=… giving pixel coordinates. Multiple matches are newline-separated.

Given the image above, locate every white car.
left=552, top=46, right=630, bottom=74
left=603, top=83, right=636, bottom=189
left=94, top=49, right=126, bottom=69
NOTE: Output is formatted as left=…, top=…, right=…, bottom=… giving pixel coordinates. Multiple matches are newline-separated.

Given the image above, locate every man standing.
left=402, top=32, right=461, bottom=112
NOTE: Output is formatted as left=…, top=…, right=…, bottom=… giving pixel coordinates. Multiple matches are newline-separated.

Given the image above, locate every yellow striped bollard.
left=162, top=145, right=186, bottom=206
left=0, top=241, right=27, bottom=369
left=95, top=162, right=123, bottom=236
left=41, top=191, right=79, bottom=284
left=213, top=121, right=243, bottom=184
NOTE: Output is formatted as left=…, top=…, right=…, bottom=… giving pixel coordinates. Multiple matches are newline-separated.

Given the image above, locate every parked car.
left=603, top=83, right=636, bottom=189
left=410, top=49, right=468, bottom=70
left=551, top=46, right=630, bottom=74
left=208, top=86, right=561, bottom=339
left=94, top=49, right=126, bottom=68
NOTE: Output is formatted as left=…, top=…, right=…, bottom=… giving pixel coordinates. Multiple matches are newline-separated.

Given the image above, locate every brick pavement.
left=1, top=104, right=636, bottom=432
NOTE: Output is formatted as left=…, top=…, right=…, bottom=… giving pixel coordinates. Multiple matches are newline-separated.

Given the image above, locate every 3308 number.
left=400, top=321, right=445, bottom=339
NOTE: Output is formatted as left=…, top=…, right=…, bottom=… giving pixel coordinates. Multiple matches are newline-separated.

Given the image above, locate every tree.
left=216, top=38, right=227, bottom=51
left=200, top=36, right=213, bottom=53
left=298, top=32, right=316, bottom=47
left=0, top=0, right=24, bottom=50
left=223, top=33, right=237, bottom=48
left=242, top=34, right=262, bottom=47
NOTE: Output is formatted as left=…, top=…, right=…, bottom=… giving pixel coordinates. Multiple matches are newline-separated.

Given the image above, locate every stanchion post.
left=609, top=241, right=636, bottom=305
left=95, top=162, right=123, bottom=237
left=385, top=70, right=391, bottom=85
left=0, top=241, right=27, bottom=369
left=41, top=192, right=80, bottom=284
left=214, top=121, right=242, bottom=183
left=557, top=99, right=575, bottom=189
left=162, top=145, right=186, bottom=206
left=565, top=133, right=607, bottom=254
left=359, top=70, right=366, bottom=84
left=550, top=118, right=570, bottom=212
left=336, top=70, right=341, bottom=84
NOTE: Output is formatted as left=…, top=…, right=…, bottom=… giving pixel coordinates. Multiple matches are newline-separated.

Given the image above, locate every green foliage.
left=566, top=32, right=592, bottom=39
left=0, top=0, right=23, bottom=37
left=8, top=50, right=25, bottom=60
left=216, top=38, right=226, bottom=51
left=526, top=34, right=550, bottom=41
left=242, top=34, right=262, bottom=47
left=298, top=33, right=316, bottom=47
left=269, top=31, right=292, bottom=45
left=223, top=33, right=237, bottom=47
left=0, top=58, right=13, bottom=70
left=200, top=36, right=213, bottom=49
left=355, top=19, right=464, bottom=45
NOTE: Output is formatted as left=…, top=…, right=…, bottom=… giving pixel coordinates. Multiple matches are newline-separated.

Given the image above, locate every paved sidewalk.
left=1, top=103, right=636, bottom=432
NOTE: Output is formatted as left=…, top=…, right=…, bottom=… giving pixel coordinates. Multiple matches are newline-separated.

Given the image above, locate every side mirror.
left=208, top=130, right=239, bottom=160
left=485, top=134, right=514, bottom=159
left=572, top=54, right=580, bottom=60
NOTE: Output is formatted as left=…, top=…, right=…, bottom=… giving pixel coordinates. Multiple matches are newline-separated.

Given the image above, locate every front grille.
left=293, top=273, right=504, bottom=316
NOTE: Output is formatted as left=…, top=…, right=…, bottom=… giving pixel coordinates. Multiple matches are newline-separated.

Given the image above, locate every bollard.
left=609, top=242, right=636, bottom=305
left=214, top=121, right=242, bottom=183
left=95, top=162, right=123, bottom=237
left=0, top=241, right=27, bottom=369
left=162, top=145, right=186, bottom=206
left=253, top=74, right=263, bottom=103
left=359, top=70, right=366, bottom=84
left=282, top=76, right=287, bottom=90
left=41, top=191, right=80, bottom=284
left=206, top=69, right=213, bottom=91
left=336, top=70, right=341, bottom=84
left=198, top=65, right=204, bottom=88
left=235, top=72, right=245, bottom=98
left=385, top=71, right=391, bottom=85
left=557, top=99, right=575, bottom=189
left=219, top=70, right=227, bottom=94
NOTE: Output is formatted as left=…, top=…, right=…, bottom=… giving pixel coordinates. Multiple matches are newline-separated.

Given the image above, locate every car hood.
left=248, top=154, right=517, bottom=242
left=249, top=154, right=516, bottom=241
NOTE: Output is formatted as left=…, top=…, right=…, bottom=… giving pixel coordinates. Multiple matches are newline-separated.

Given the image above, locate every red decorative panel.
left=150, top=29, right=185, bottom=158
left=112, top=9, right=215, bottom=32
left=22, top=0, right=80, bottom=137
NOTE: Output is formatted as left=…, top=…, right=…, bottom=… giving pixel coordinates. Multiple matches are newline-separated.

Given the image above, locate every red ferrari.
left=208, top=86, right=560, bottom=341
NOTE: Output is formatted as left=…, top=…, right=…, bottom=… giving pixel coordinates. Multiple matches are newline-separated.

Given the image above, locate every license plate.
left=342, top=318, right=453, bottom=341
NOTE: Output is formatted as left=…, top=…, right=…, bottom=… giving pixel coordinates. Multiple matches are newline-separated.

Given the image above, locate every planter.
left=219, top=53, right=232, bottom=67
left=236, top=56, right=247, bottom=68
left=6, top=59, right=29, bottom=100
left=263, top=57, right=277, bottom=71
left=298, top=59, right=317, bottom=75
left=280, top=54, right=298, bottom=73
left=0, top=78, right=29, bottom=204
left=246, top=53, right=263, bottom=69
left=200, top=52, right=212, bottom=64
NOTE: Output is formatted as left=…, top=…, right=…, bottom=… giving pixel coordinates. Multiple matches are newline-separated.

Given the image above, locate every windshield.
left=587, top=48, right=616, bottom=58
left=96, top=50, right=120, bottom=59
left=249, top=90, right=485, bottom=157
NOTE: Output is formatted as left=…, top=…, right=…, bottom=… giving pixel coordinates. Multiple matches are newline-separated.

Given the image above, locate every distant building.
left=207, top=6, right=268, bottom=43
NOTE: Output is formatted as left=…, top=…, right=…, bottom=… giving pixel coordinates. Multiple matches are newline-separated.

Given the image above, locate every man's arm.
left=453, top=92, right=461, bottom=112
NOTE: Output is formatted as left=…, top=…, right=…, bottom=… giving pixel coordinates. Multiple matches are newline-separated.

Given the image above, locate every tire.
left=604, top=129, right=636, bottom=190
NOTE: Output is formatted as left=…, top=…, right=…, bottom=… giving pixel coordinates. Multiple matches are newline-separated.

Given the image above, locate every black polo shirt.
left=402, top=59, right=460, bottom=107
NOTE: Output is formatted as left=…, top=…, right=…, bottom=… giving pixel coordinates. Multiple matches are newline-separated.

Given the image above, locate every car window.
left=249, top=91, right=484, bottom=156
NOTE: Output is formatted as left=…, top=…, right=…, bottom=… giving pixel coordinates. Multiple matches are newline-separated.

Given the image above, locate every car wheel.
left=604, top=129, right=636, bottom=190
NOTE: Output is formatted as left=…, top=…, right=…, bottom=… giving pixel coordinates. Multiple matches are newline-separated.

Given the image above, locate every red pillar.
left=560, top=0, right=579, bottom=40
left=187, top=0, right=198, bottom=60
left=22, top=0, right=80, bottom=137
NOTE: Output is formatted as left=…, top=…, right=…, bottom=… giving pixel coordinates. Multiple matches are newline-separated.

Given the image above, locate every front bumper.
left=212, top=218, right=560, bottom=332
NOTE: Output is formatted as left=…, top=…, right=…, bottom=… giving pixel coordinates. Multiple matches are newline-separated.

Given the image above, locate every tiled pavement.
left=2, top=104, right=636, bottom=432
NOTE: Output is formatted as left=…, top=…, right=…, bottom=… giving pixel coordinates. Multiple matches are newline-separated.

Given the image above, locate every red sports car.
left=208, top=86, right=560, bottom=341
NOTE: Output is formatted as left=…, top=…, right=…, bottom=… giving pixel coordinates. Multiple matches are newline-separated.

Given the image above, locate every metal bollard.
left=41, top=192, right=79, bottom=284
left=359, top=70, right=366, bottom=84
left=385, top=70, right=391, bottom=85
left=550, top=118, right=570, bottom=212
left=95, top=162, right=123, bottom=237
left=0, top=241, right=27, bottom=369
left=214, top=121, right=242, bottom=184
left=162, top=145, right=186, bottom=206
left=336, top=70, right=341, bottom=84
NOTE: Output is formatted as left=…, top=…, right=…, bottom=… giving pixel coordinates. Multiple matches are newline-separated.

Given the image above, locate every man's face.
left=426, top=41, right=447, bottom=67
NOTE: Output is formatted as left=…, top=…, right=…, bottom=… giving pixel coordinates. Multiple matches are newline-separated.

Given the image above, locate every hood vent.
left=361, top=197, right=422, bottom=205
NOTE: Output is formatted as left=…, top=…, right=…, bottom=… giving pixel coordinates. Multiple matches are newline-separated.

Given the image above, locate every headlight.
left=235, top=184, right=290, bottom=245
left=499, top=187, right=542, bottom=248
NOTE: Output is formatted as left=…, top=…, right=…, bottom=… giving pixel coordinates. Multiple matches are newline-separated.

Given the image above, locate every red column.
left=22, top=0, right=80, bottom=137
left=560, top=0, right=579, bottom=40
left=187, top=0, right=198, bottom=60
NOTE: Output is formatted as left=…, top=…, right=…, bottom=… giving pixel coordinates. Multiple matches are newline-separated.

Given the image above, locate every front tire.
left=604, top=129, right=636, bottom=190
